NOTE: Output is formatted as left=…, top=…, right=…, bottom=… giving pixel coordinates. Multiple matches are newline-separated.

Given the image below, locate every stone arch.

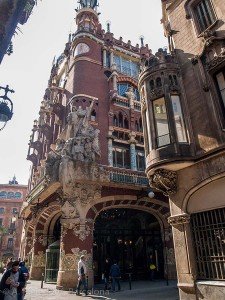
left=86, top=195, right=170, bottom=231
left=182, top=173, right=225, bottom=214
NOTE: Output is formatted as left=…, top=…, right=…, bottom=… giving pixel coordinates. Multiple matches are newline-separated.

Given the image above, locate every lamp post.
left=0, top=85, right=14, bottom=131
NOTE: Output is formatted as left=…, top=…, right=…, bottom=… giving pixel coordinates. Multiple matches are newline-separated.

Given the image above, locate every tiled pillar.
left=57, top=218, right=94, bottom=290
left=108, top=137, right=113, bottom=167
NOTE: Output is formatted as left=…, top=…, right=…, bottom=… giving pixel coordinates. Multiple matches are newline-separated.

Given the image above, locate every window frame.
left=188, top=0, right=217, bottom=35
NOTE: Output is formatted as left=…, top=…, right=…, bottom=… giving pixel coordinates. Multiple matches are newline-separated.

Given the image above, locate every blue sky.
left=0, top=0, right=166, bottom=184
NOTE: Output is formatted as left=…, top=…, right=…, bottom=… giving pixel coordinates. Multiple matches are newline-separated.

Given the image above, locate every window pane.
left=171, top=95, right=188, bottom=143
left=216, top=72, right=225, bottom=108
left=195, top=0, right=216, bottom=32
left=153, top=98, right=170, bottom=147
left=145, top=110, right=152, bottom=151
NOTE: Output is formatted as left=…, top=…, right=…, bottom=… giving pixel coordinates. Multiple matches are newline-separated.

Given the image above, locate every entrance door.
left=93, top=208, right=164, bottom=282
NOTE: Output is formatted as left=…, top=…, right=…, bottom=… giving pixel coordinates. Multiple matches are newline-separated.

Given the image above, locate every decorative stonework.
left=73, top=224, right=91, bottom=241
left=73, top=183, right=102, bottom=207
left=168, top=213, right=190, bottom=226
left=62, top=201, right=79, bottom=219
left=32, top=251, right=46, bottom=267
left=166, top=248, right=176, bottom=265
left=148, top=169, right=177, bottom=195
left=60, top=248, right=92, bottom=271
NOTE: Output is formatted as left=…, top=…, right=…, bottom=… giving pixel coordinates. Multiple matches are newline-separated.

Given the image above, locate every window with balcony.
left=194, top=0, right=216, bottom=33
left=114, top=55, right=140, bottom=78
left=113, top=146, right=130, bottom=169
left=153, top=98, right=171, bottom=147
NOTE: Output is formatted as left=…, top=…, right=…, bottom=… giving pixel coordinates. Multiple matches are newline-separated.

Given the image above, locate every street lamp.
left=0, top=85, right=14, bottom=131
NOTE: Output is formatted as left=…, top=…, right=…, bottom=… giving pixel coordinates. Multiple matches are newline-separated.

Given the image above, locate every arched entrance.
left=93, top=208, right=164, bottom=282
left=45, top=218, right=61, bottom=283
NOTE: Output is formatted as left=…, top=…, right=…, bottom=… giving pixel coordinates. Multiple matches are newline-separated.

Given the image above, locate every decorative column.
left=110, top=51, right=114, bottom=68
left=29, top=229, right=47, bottom=280
left=111, top=63, right=118, bottom=91
left=57, top=217, right=94, bottom=290
left=103, top=48, right=107, bottom=68
left=168, top=213, right=197, bottom=300
left=129, top=134, right=137, bottom=171
left=107, top=133, right=114, bottom=167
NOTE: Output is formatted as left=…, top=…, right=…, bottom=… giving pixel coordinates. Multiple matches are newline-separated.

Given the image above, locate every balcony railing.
left=104, top=166, right=148, bottom=186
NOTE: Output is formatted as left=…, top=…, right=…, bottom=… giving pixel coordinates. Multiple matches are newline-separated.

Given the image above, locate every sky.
left=0, top=0, right=167, bottom=185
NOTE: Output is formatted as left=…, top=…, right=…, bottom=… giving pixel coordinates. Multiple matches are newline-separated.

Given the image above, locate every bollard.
left=86, top=275, right=89, bottom=289
left=41, top=273, right=44, bottom=288
left=128, top=273, right=132, bottom=290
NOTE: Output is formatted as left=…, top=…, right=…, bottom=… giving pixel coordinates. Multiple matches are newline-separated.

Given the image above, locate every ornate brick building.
left=139, top=0, right=225, bottom=299
left=20, top=0, right=176, bottom=289
left=0, top=177, right=27, bottom=262
left=0, top=0, right=35, bottom=63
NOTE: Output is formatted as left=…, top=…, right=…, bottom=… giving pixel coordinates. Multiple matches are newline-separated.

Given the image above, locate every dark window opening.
left=194, top=0, right=216, bottom=33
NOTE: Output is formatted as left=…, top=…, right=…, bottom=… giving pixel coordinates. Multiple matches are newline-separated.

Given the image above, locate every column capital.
left=168, top=213, right=190, bottom=226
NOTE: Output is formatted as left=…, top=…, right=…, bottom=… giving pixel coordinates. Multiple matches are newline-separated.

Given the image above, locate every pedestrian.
left=6, top=259, right=13, bottom=271
left=149, top=254, right=156, bottom=281
left=0, top=260, right=26, bottom=300
left=19, top=262, right=29, bottom=281
left=103, top=258, right=111, bottom=290
left=109, top=260, right=121, bottom=292
left=76, top=255, right=88, bottom=296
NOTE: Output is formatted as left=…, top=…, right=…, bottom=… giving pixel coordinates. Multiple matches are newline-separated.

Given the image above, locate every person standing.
left=103, top=258, right=111, bottom=290
left=76, top=255, right=88, bottom=296
left=0, top=261, right=25, bottom=300
left=109, top=260, right=121, bottom=292
left=149, top=254, right=156, bottom=281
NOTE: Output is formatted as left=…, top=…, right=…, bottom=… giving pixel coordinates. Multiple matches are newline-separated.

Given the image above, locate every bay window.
left=171, top=95, right=187, bottom=143
left=153, top=98, right=170, bottom=147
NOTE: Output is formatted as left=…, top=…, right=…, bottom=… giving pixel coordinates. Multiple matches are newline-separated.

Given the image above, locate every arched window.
left=0, top=191, right=7, bottom=199
left=149, top=80, right=155, bottom=90
left=14, top=192, right=22, bottom=199
left=113, top=115, right=118, bottom=127
left=91, top=110, right=97, bottom=122
left=173, top=75, right=178, bottom=86
left=118, top=112, right=123, bottom=128
left=7, top=192, right=14, bottom=199
left=139, top=118, right=143, bottom=132
left=156, top=77, right=162, bottom=87
left=135, top=120, right=139, bottom=131
left=124, top=117, right=129, bottom=129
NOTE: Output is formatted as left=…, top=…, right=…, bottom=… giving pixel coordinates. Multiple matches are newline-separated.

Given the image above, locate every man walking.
left=76, top=255, right=88, bottom=296
left=109, top=260, right=121, bottom=292
left=0, top=261, right=26, bottom=300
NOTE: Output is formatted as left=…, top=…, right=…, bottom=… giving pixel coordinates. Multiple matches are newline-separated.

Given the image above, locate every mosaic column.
left=129, top=136, right=137, bottom=171
left=110, top=51, right=114, bottom=68
left=30, top=230, right=47, bottom=280
left=57, top=218, right=94, bottom=290
left=108, top=136, right=113, bottom=167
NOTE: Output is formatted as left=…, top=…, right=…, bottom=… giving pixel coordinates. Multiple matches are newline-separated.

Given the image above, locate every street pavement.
left=25, top=280, right=179, bottom=300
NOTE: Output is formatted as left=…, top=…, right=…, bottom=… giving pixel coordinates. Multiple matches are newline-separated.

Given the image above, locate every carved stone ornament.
left=168, top=213, right=190, bottom=226
left=76, top=183, right=102, bottom=206
left=61, top=201, right=79, bottom=219
left=148, top=169, right=177, bottom=195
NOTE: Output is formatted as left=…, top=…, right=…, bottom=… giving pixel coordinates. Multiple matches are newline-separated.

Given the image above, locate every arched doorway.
left=93, top=208, right=164, bottom=283
left=45, top=217, right=61, bottom=283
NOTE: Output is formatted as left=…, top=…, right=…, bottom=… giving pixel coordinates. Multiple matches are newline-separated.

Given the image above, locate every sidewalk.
left=25, top=280, right=179, bottom=300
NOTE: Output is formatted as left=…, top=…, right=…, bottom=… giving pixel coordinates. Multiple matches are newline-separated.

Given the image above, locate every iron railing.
left=191, top=208, right=225, bottom=280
